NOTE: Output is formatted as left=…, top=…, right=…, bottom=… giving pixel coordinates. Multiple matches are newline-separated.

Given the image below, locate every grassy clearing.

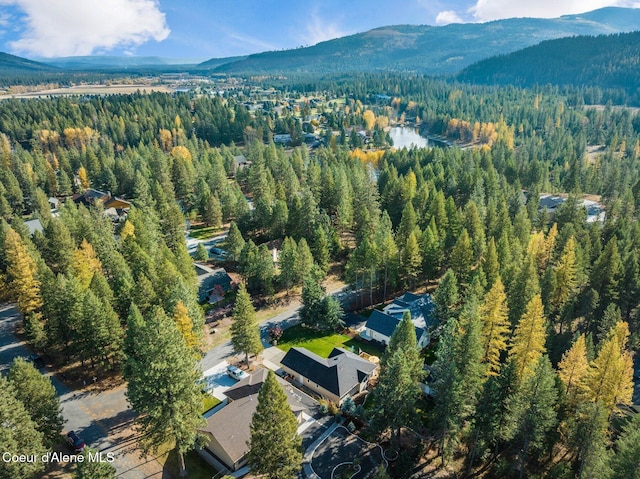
left=189, top=224, right=219, bottom=240
left=162, top=447, right=219, bottom=479
left=276, top=324, right=383, bottom=358
left=202, top=392, right=221, bottom=414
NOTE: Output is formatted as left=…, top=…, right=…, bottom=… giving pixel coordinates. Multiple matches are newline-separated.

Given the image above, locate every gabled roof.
left=382, top=292, right=435, bottom=330
left=365, top=309, right=425, bottom=340
left=281, top=347, right=377, bottom=399
left=200, top=369, right=315, bottom=466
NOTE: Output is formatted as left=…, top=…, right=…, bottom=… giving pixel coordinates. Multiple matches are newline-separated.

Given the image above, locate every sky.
left=0, top=0, right=639, bottom=60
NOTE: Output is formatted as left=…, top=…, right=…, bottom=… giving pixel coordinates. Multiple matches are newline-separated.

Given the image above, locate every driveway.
left=0, top=303, right=169, bottom=479
left=201, top=361, right=237, bottom=401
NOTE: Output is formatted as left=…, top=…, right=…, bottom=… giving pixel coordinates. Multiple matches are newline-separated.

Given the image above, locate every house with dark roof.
left=198, top=368, right=316, bottom=472
left=361, top=292, right=434, bottom=349
left=195, top=263, right=233, bottom=303
left=72, top=189, right=131, bottom=221
left=280, top=347, right=377, bottom=405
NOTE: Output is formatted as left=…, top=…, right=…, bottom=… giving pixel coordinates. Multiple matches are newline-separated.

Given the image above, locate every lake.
left=388, top=127, right=429, bottom=149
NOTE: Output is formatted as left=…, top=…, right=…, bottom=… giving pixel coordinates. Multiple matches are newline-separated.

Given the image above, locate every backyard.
left=276, top=324, right=384, bottom=358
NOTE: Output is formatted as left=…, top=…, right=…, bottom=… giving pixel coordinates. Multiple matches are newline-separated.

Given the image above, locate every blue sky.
left=0, top=0, right=638, bottom=59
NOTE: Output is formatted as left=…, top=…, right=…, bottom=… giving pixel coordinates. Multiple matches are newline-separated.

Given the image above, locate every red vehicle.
left=66, top=431, right=85, bottom=453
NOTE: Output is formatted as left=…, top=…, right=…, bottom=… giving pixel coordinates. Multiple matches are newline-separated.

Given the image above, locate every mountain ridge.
left=205, top=7, right=640, bottom=76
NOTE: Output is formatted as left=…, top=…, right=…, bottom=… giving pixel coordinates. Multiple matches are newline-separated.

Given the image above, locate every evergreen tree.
left=400, top=231, right=421, bottom=288
left=433, top=269, right=459, bottom=324
left=591, top=237, right=623, bottom=310
left=43, top=218, right=75, bottom=273
left=194, top=242, right=208, bottom=262
left=124, top=305, right=205, bottom=478
left=7, top=357, right=64, bottom=448
left=450, top=228, right=474, bottom=287
left=230, top=284, right=263, bottom=365
left=483, top=237, right=500, bottom=289
left=609, top=413, right=640, bottom=479
left=247, top=371, right=302, bottom=479
left=300, top=277, right=344, bottom=331
left=509, top=294, right=547, bottom=380
left=278, top=236, right=298, bottom=294
left=226, top=223, right=245, bottom=262
left=0, top=376, right=46, bottom=479
left=74, top=448, right=117, bottom=479
left=550, top=236, right=578, bottom=316
left=201, top=193, right=222, bottom=228
left=510, top=356, right=558, bottom=479
left=294, top=238, right=314, bottom=285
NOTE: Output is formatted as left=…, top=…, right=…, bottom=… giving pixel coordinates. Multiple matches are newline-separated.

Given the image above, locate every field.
left=0, top=84, right=173, bottom=99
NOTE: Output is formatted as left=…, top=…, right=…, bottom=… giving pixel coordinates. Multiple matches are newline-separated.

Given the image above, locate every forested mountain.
left=0, top=52, right=56, bottom=72
left=458, top=31, right=640, bottom=101
left=42, top=56, right=204, bottom=70
left=208, top=7, right=640, bottom=75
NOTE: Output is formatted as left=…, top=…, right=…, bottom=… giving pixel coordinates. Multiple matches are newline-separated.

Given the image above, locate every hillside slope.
left=457, top=31, right=640, bottom=97
left=207, top=7, right=640, bottom=75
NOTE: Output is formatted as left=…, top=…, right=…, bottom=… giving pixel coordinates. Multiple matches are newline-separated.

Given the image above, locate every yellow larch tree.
left=77, top=166, right=90, bottom=189
left=550, top=236, right=578, bottom=314
left=69, top=239, right=102, bottom=289
left=5, top=228, right=42, bottom=315
left=479, top=277, right=510, bottom=376
left=362, top=110, right=376, bottom=130
left=509, top=294, right=547, bottom=380
left=585, top=322, right=634, bottom=414
left=173, top=301, right=198, bottom=351
left=557, top=334, right=589, bottom=405
left=120, top=220, right=136, bottom=241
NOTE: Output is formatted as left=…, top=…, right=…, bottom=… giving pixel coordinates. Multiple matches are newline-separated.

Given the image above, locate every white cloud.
left=303, top=13, right=348, bottom=46
left=0, top=0, right=170, bottom=57
left=469, top=0, right=640, bottom=22
left=436, top=10, right=464, bottom=25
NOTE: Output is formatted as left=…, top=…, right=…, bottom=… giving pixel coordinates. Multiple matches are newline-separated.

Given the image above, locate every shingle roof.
left=281, top=347, right=377, bottom=399
left=365, top=309, right=425, bottom=340
left=200, top=369, right=315, bottom=466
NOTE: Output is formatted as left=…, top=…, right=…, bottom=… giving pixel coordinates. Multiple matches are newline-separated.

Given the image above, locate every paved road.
left=0, top=282, right=354, bottom=478
left=0, top=304, right=166, bottom=479
left=199, top=284, right=352, bottom=372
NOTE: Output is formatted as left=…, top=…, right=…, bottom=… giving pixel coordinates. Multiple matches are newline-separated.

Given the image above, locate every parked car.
left=27, top=354, right=44, bottom=369
left=211, top=247, right=230, bottom=258
left=66, top=431, right=85, bottom=453
left=227, top=365, right=249, bottom=381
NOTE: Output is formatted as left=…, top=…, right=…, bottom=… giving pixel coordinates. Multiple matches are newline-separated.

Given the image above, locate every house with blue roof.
left=360, top=292, right=434, bottom=349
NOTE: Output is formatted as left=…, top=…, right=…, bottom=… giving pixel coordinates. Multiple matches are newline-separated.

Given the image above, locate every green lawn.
left=163, top=448, right=219, bottom=479
left=202, top=392, right=221, bottom=414
left=189, top=225, right=218, bottom=240
left=276, top=324, right=384, bottom=358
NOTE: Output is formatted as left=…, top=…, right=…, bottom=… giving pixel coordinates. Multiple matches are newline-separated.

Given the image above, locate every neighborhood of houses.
left=194, top=289, right=434, bottom=477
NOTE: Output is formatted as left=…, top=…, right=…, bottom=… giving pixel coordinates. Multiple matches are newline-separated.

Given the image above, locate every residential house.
left=195, top=263, right=233, bottom=303
left=233, top=154, right=250, bottom=171
left=361, top=292, right=434, bottom=349
left=538, top=194, right=605, bottom=223
left=72, top=189, right=131, bottom=222
left=198, top=368, right=316, bottom=472
left=280, top=347, right=377, bottom=405
left=273, top=134, right=292, bottom=145
left=24, top=218, right=43, bottom=236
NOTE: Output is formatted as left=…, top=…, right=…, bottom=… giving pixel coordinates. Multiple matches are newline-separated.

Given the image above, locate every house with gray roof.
left=280, top=347, right=377, bottom=405
left=198, top=368, right=316, bottom=472
left=195, top=263, right=233, bottom=303
left=361, top=292, right=434, bottom=348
